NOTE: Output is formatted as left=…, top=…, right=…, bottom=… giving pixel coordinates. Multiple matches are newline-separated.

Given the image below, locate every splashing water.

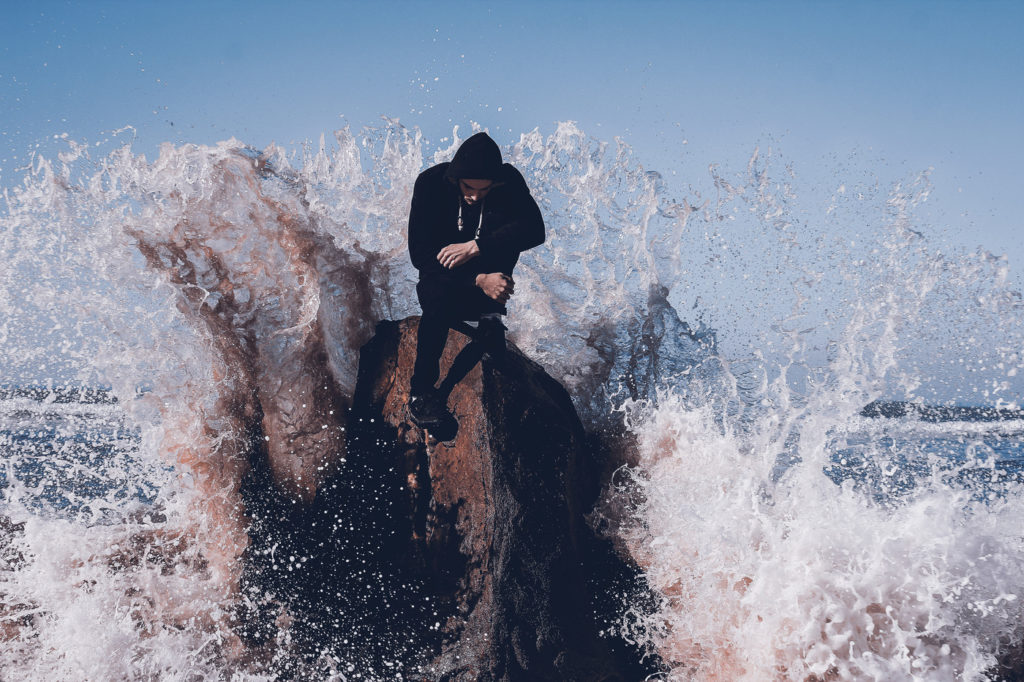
left=1, top=120, right=1023, bottom=680
left=605, top=158, right=1024, bottom=679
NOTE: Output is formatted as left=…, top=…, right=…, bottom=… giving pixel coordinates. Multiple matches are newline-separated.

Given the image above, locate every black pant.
left=411, top=280, right=506, bottom=396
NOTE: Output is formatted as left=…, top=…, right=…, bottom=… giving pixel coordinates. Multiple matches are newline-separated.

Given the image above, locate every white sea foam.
left=616, top=393, right=1024, bottom=681
left=609, top=168, right=1024, bottom=679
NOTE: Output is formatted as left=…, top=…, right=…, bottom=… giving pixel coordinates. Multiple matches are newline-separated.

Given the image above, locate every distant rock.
left=0, top=386, right=117, bottom=404
left=861, top=400, right=1024, bottom=423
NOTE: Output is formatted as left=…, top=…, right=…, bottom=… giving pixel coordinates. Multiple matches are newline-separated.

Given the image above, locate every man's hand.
left=437, top=241, right=480, bottom=269
left=476, top=273, right=514, bottom=304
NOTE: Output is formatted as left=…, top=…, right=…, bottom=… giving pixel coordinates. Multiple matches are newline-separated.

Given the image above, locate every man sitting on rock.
left=407, top=131, right=545, bottom=431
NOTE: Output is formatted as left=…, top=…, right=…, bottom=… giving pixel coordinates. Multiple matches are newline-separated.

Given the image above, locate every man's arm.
left=408, top=172, right=481, bottom=284
left=475, top=272, right=514, bottom=303
left=437, top=240, right=479, bottom=269
left=472, top=166, right=545, bottom=257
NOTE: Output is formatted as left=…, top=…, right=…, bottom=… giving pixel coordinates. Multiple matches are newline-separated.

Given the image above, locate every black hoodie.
left=408, top=132, right=545, bottom=309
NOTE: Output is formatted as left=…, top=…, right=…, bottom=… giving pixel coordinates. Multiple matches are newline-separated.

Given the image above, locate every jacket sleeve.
left=473, top=166, right=545, bottom=258
left=408, top=171, right=481, bottom=285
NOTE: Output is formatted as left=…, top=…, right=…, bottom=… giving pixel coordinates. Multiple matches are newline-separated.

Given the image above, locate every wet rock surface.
left=240, top=317, right=658, bottom=680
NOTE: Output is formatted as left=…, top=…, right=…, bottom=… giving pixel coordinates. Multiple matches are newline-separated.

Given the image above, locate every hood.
left=444, top=132, right=503, bottom=182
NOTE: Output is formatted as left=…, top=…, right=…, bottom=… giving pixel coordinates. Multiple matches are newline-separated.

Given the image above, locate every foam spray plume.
left=0, top=121, right=1023, bottom=679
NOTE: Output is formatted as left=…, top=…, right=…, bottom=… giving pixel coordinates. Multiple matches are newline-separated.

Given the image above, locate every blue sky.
left=2, top=0, right=1022, bottom=269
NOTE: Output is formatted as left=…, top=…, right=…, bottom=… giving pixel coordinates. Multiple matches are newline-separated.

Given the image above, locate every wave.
left=1, top=121, right=1023, bottom=679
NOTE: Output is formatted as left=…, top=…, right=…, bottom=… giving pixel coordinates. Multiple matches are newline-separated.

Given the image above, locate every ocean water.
left=1, top=122, right=1023, bottom=680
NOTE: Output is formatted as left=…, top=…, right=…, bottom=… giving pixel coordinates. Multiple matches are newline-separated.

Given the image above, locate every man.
left=407, top=132, right=545, bottom=428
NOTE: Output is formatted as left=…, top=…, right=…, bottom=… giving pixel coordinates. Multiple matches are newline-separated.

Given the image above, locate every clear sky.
left=2, top=0, right=1022, bottom=271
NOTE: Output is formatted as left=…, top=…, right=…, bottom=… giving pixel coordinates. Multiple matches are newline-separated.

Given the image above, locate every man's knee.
left=477, top=315, right=506, bottom=358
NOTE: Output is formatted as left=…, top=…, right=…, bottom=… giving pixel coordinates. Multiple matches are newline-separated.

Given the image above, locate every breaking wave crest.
left=1, top=120, right=1023, bottom=679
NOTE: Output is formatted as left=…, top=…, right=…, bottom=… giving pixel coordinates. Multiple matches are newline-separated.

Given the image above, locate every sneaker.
left=409, top=390, right=450, bottom=426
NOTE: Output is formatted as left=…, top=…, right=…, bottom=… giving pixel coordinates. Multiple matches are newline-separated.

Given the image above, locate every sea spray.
left=609, top=170, right=1024, bottom=680
left=0, top=120, right=1022, bottom=679
left=614, top=388, right=1024, bottom=680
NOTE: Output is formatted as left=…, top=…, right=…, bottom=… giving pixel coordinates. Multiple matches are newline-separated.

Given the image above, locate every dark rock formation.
left=240, top=317, right=658, bottom=680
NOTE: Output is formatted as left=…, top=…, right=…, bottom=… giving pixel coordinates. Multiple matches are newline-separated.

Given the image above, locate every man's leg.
left=477, top=313, right=506, bottom=361
left=436, top=315, right=506, bottom=398
left=409, top=310, right=461, bottom=438
left=410, top=311, right=450, bottom=397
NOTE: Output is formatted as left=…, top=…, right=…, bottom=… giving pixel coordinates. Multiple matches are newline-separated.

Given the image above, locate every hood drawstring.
left=457, top=197, right=485, bottom=240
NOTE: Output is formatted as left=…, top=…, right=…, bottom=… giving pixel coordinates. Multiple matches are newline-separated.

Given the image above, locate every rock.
left=237, top=316, right=658, bottom=679
left=345, top=318, right=655, bottom=681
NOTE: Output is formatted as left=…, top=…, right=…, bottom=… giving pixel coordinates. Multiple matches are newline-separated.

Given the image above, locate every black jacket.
left=408, top=134, right=545, bottom=304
